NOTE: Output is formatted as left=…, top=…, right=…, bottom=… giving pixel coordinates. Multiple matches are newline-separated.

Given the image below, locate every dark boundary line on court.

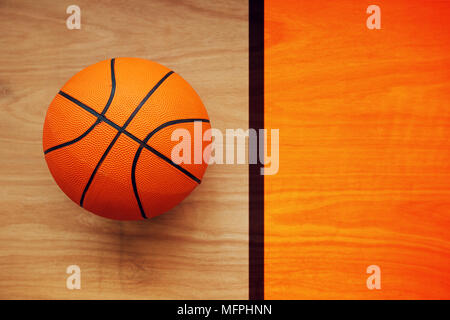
left=249, top=0, right=264, bottom=300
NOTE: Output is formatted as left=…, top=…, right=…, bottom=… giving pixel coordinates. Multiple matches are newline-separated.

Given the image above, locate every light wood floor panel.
left=0, top=0, right=248, bottom=299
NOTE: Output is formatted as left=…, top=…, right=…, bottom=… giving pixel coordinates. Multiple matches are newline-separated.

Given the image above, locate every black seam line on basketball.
left=122, top=71, right=174, bottom=130
left=79, top=71, right=174, bottom=207
left=44, top=59, right=117, bottom=155
left=102, top=58, right=116, bottom=116
left=131, top=119, right=209, bottom=219
left=125, top=130, right=202, bottom=183
left=79, top=132, right=120, bottom=207
left=146, top=118, right=210, bottom=142
left=58, top=91, right=122, bottom=130
left=44, top=119, right=101, bottom=154
left=131, top=141, right=201, bottom=218
left=58, top=85, right=204, bottom=184
left=131, top=146, right=147, bottom=219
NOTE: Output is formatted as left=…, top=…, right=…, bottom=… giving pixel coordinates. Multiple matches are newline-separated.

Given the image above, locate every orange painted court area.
left=265, top=0, right=450, bottom=299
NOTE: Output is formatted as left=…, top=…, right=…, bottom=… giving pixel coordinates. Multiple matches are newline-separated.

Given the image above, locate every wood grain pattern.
left=0, top=0, right=248, bottom=299
left=265, top=0, right=450, bottom=299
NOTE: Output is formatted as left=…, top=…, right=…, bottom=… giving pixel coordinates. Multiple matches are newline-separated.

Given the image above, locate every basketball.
left=43, top=57, right=211, bottom=220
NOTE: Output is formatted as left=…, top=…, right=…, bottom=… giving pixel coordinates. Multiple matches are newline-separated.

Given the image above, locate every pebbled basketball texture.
left=43, top=57, right=211, bottom=220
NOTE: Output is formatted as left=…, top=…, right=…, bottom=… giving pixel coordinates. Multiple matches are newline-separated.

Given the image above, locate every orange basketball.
left=43, top=57, right=211, bottom=220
